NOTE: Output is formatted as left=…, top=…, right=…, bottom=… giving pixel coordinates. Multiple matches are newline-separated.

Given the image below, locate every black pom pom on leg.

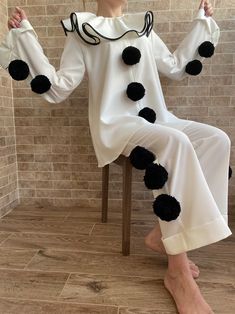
left=198, top=41, right=215, bottom=58
left=126, top=82, right=145, bottom=101
left=153, top=194, right=181, bottom=222
left=129, top=146, right=155, bottom=170
left=229, top=166, right=232, bottom=180
left=30, top=75, right=51, bottom=94
left=8, top=60, right=29, bottom=81
left=185, top=60, right=203, bottom=76
left=122, top=46, right=141, bottom=65
left=144, top=163, right=168, bottom=190
left=138, top=107, right=156, bottom=123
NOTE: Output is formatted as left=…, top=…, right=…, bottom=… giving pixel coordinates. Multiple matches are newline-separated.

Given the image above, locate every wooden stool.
left=101, top=155, right=132, bottom=256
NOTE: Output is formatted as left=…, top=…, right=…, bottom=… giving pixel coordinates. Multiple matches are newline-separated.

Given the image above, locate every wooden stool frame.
left=101, top=155, right=132, bottom=256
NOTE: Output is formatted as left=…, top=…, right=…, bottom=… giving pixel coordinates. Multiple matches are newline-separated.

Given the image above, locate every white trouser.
left=122, top=119, right=232, bottom=255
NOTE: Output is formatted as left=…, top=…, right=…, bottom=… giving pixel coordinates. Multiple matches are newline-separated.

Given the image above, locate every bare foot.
left=145, top=224, right=200, bottom=279
left=164, top=269, right=214, bottom=314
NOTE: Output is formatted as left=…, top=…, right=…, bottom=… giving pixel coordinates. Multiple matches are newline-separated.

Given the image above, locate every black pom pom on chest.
left=126, top=82, right=145, bottom=101
left=122, top=46, right=141, bottom=65
left=8, top=60, right=29, bottom=81
left=185, top=60, right=203, bottom=76
left=31, top=75, right=51, bottom=94
left=129, top=146, right=155, bottom=170
left=198, top=41, right=215, bottom=58
left=138, top=107, right=156, bottom=123
left=144, top=163, right=168, bottom=189
left=153, top=194, right=181, bottom=221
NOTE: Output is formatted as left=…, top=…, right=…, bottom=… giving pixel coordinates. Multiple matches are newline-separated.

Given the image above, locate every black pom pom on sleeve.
left=144, top=163, right=168, bottom=190
left=129, top=146, right=155, bottom=170
left=153, top=194, right=181, bottom=222
left=8, top=60, right=29, bottom=81
left=185, top=60, right=203, bottom=76
left=198, top=41, right=215, bottom=58
left=126, top=82, right=145, bottom=101
left=122, top=46, right=141, bottom=65
left=138, top=107, right=156, bottom=123
left=30, top=75, right=51, bottom=94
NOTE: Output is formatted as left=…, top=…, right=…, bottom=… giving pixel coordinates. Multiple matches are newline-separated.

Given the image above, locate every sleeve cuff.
left=0, top=19, right=37, bottom=70
left=194, top=8, right=208, bottom=20
left=19, top=19, right=38, bottom=37
left=194, top=8, right=220, bottom=47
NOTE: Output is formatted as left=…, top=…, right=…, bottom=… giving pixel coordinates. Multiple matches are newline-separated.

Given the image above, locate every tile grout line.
left=0, top=232, right=14, bottom=247
left=0, top=295, right=120, bottom=309
left=0, top=266, right=168, bottom=281
left=57, top=272, right=72, bottom=299
left=88, top=222, right=96, bottom=236
left=23, top=249, right=41, bottom=270
left=0, top=230, right=141, bottom=238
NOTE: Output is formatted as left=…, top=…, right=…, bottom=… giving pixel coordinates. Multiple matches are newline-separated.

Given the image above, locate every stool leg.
left=102, top=164, right=109, bottom=223
left=122, top=158, right=132, bottom=256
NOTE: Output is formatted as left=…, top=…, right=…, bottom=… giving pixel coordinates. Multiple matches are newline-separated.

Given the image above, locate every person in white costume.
left=1, top=0, right=232, bottom=313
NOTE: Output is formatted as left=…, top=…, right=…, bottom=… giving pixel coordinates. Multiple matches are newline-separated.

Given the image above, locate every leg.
left=122, top=123, right=231, bottom=255
left=145, top=220, right=200, bottom=279
left=180, top=120, right=231, bottom=223
left=145, top=120, right=231, bottom=277
left=121, top=122, right=230, bottom=312
left=165, top=252, right=214, bottom=314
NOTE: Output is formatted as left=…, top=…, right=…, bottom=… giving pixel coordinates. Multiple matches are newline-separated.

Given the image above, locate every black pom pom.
left=229, top=166, right=232, bottom=180
left=126, top=82, right=145, bottom=101
left=198, top=41, right=215, bottom=58
left=129, top=146, right=155, bottom=170
left=144, top=163, right=168, bottom=189
left=8, top=60, right=29, bottom=81
left=153, top=194, right=181, bottom=222
left=122, top=46, right=141, bottom=65
left=30, top=75, right=51, bottom=94
left=185, top=60, right=203, bottom=76
left=138, top=107, right=156, bottom=123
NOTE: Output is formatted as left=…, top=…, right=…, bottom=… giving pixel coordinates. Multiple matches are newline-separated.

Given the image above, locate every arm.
left=151, top=8, right=220, bottom=80
left=0, top=18, right=85, bottom=103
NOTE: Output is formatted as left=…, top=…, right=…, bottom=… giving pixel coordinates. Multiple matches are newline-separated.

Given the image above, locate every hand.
left=199, top=0, right=214, bottom=17
left=8, top=6, right=28, bottom=30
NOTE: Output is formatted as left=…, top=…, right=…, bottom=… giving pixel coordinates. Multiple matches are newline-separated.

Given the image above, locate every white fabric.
left=0, top=9, right=220, bottom=168
left=0, top=9, right=232, bottom=253
left=122, top=119, right=232, bottom=254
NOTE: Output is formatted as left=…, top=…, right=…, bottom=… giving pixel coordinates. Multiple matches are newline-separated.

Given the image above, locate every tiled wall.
left=7, top=0, right=235, bottom=210
left=0, top=0, right=18, bottom=217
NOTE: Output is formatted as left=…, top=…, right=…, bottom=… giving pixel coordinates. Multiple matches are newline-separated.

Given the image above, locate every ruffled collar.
left=61, top=11, right=154, bottom=45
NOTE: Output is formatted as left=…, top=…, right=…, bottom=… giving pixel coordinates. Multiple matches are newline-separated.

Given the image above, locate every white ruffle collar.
left=61, top=11, right=154, bottom=45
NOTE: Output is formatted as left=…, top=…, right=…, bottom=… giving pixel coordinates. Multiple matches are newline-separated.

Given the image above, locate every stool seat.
left=101, top=155, right=132, bottom=256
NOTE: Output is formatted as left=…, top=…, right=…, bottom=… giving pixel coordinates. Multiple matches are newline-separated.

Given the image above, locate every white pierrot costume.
left=0, top=8, right=232, bottom=254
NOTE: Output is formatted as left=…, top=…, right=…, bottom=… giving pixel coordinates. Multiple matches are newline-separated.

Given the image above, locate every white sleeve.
left=0, top=19, right=85, bottom=103
left=151, top=8, right=220, bottom=80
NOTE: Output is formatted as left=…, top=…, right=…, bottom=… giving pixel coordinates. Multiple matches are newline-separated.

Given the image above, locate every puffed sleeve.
left=0, top=19, right=85, bottom=103
left=151, top=8, right=220, bottom=80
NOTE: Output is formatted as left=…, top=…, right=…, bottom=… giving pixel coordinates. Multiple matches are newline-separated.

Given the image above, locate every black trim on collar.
left=61, top=11, right=154, bottom=45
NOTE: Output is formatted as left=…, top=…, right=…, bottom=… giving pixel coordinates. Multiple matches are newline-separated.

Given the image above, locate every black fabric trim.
left=61, top=19, right=68, bottom=37
left=60, top=11, right=154, bottom=45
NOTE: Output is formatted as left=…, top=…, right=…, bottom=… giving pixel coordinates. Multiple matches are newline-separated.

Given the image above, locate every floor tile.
left=0, top=247, right=37, bottom=269
left=0, top=298, right=118, bottom=314
left=0, top=269, right=68, bottom=300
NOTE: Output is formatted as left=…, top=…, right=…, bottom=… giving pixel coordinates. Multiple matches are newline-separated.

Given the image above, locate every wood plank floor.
left=0, top=205, right=234, bottom=314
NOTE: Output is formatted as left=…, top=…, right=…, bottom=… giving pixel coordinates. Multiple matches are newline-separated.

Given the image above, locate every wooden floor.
left=0, top=205, right=234, bottom=314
